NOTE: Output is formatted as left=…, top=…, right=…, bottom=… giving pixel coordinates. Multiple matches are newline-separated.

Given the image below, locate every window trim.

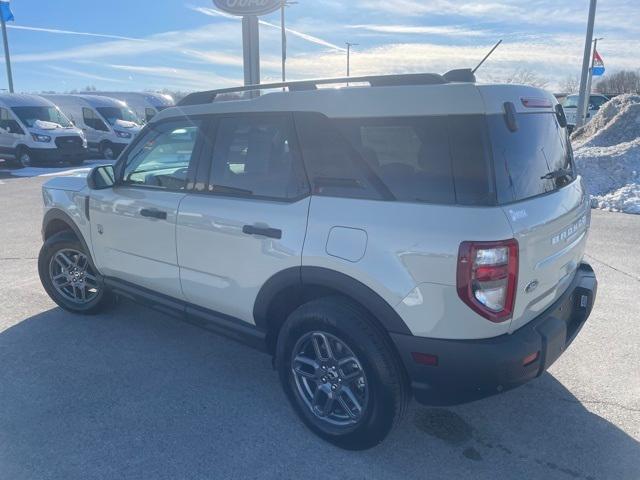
left=114, top=115, right=210, bottom=193
left=191, top=111, right=312, bottom=204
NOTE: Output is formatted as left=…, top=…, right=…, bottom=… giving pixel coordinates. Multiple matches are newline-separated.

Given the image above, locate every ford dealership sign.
left=212, top=0, right=281, bottom=16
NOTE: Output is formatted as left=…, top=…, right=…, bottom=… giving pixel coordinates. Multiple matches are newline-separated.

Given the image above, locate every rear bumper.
left=391, top=262, right=597, bottom=406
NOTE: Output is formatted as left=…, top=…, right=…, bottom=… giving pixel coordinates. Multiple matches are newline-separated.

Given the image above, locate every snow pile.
left=571, top=94, right=640, bottom=214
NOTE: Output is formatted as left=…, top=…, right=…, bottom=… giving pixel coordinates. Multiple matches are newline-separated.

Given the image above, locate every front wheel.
left=99, top=142, right=115, bottom=160
left=38, top=231, right=111, bottom=314
left=14, top=147, right=33, bottom=168
left=276, top=296, right=409, bottom=450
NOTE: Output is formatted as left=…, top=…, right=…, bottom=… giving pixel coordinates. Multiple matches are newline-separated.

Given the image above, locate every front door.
left=176, top=113, right=310, bottom=324
left=90, top=118, right=205, bottom=299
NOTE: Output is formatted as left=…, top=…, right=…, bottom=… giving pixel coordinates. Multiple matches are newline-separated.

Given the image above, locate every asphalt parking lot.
left=0, top=164, right=638, bottom=480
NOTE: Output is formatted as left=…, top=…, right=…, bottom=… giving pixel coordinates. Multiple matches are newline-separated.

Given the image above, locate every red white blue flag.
left=592, top=49, right=605, bottom=76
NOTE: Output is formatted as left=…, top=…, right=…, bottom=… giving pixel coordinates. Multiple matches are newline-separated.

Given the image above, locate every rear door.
left=90, top=117, right=205, bottom=298
left=488, top=110, right=590, bottom=332
left=176, top=113, right=310, bottom=324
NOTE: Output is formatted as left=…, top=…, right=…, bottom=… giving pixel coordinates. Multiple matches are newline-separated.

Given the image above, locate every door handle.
left=242, top=225, right=282, bottom=239
left=140, top=208, right=167, bottom=220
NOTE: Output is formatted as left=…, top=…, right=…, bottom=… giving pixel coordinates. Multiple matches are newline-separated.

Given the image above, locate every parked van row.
left=0, top=91, right=174, bottom=168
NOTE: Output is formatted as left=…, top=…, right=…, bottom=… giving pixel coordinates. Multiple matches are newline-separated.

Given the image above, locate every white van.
left=0, top=94, right=87, bottom=167
left=84, top=92, right=175, bottom=123
left=561, top=93, right=610, bottom=133
left=43, top=94, right=142, bottom=160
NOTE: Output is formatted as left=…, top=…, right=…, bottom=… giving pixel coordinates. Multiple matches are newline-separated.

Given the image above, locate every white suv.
left=38, top=72, right=598, bottom=449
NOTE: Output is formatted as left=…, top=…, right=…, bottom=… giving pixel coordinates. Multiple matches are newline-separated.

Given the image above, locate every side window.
left=83, top=108, right=109, bottom=132
left=336, top=117, right=456, bottom=204
left=0, top=108, right=24, bottom=134
left=207, top=114, right=309, bottom=200
left=294, top=113, right=385, bottom=200
left=121, top=120, right=202, bottom=190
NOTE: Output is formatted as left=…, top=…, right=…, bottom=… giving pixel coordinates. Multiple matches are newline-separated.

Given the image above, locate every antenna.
left=472, top=39, right=503, bottom=75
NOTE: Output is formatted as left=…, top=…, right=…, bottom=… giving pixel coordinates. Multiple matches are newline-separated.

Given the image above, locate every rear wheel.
left=38, top=231, right=111, bottom=314
left=276, top=296, right=409, bottom=450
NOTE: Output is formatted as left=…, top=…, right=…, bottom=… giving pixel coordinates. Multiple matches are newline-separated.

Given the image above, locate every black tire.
left=38, top=230, right=111, bottom=314
left=276, top=296, right=409, bottom=450
left=99, top=141, right=116, bottom=160
left=12, top=146, right=32, bottom=168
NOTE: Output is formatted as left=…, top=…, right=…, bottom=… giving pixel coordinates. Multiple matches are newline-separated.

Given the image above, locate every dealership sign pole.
left=576, top=0, right=597, bottom=128
left=212, top=0, right=282, bottom=87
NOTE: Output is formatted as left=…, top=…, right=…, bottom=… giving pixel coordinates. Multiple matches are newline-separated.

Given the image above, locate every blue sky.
left=3, top=0, right=639, bottom=93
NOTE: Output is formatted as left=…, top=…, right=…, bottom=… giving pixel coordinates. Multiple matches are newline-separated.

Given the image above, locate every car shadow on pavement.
left=0, top=301, right=638, bottom=480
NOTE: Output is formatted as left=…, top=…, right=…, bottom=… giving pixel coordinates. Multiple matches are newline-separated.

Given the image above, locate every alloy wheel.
left=48, top=248, right=100, bottom=304
left=291, top=331, right=369, bottom=427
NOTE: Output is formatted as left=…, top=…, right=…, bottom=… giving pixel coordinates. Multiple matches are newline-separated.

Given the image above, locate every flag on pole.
left=0, top=1, right=13, bottom=22
left=592, top=49, right=605, bottom=76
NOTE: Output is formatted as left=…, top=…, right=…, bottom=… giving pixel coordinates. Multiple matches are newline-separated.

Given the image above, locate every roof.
left=85, top=91, right=175, bottom=108
left=42, top=94, right=128, bottom=108
left=155, top=81, right=555, bottom=122
left=0, top=94, right=56, bottom=108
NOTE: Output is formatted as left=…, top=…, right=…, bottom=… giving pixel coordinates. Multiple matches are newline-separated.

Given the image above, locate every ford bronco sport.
left=38, top=71, right=597, bottom=450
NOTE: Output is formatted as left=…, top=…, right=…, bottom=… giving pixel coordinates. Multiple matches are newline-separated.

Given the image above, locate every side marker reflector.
left=412, top=352, right=439, bottom=367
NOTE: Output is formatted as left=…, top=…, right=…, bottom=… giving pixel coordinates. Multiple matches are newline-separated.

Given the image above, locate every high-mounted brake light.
left=521, top=97, right=552, bottom=108
left=457, top=239, right=519, bottom=322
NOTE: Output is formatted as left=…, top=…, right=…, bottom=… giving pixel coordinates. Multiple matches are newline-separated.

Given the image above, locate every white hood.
left=34, top=119, right=63, bottom=130
left=114, top=119, right=139, bottom=129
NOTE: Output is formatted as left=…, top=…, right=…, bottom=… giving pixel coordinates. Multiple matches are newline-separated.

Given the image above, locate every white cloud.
left=348, top=23, right=489, bottom=37
left=105, top=63, right=241, bottom=90
left=7, top=24, right=143, bottom=41
left=190, top=6, right=347, bottom=51
left=48, top=65, right=129, bottom=84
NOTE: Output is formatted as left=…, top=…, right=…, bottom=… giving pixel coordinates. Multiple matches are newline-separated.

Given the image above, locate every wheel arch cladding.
left=254, top=266, right=413, bottom=353
left=42, top=209, right=91, bottom=258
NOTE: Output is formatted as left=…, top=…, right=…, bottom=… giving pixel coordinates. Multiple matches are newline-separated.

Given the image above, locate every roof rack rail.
left=178, top=72, right=457, bottom=107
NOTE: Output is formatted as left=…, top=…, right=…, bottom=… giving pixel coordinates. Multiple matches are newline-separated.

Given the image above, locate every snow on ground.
left=572, top=94, right=640, bottom=214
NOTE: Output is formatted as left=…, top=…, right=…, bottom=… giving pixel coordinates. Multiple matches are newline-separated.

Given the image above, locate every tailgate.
left=502, top=180, right=591, bottom=332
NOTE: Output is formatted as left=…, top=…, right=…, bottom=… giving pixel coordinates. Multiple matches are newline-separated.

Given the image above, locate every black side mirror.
left=555, top=104, right=568, bottom=128
left=88, top=165, right=115, bottom=190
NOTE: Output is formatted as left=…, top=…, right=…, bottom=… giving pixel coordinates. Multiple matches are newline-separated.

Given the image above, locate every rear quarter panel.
left=303, top=196, right=516, bottom=339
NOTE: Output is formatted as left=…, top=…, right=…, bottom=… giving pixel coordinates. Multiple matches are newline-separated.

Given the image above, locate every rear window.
left=311, top=115, right=494, bottom=205
left=488, top=112, right=574, bottom=204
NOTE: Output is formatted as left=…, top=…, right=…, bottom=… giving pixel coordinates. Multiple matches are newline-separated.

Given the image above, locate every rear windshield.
left=488, top=112, right=574, bottom=204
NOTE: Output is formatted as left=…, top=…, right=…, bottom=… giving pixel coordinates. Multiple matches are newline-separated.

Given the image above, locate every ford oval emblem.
left=212, top=0, right=281, bottom=16
left=525, top=280, right=539, bottom=294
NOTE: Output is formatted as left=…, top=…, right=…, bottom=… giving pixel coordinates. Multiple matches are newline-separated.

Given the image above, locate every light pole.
left=0, top=8, right=13, bottom=93
left=346, top=42, right=358, bottom=77
left=576, top=0, right=597, bottom=128
left=281, top=0, right=297, bottom=84
left=585, top=37, right=604, bottom=99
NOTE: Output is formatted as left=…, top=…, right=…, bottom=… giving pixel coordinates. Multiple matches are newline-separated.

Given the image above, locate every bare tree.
left=560, top=75, right=580, bottom=94
left=502, top=69, right=549, bottom=89
left=595, top=70, right=640, bottom=94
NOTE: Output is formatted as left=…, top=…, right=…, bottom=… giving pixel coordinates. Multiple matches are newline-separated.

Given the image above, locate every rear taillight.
left=457, top=239, right=519, bottom=322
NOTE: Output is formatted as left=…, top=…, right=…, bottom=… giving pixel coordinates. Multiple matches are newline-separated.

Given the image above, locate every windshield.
left=96, top=107, right=140, bottom=126
left=563, top=96, right=579, bottom=108
left=11, top=106, right=72, bottom=128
